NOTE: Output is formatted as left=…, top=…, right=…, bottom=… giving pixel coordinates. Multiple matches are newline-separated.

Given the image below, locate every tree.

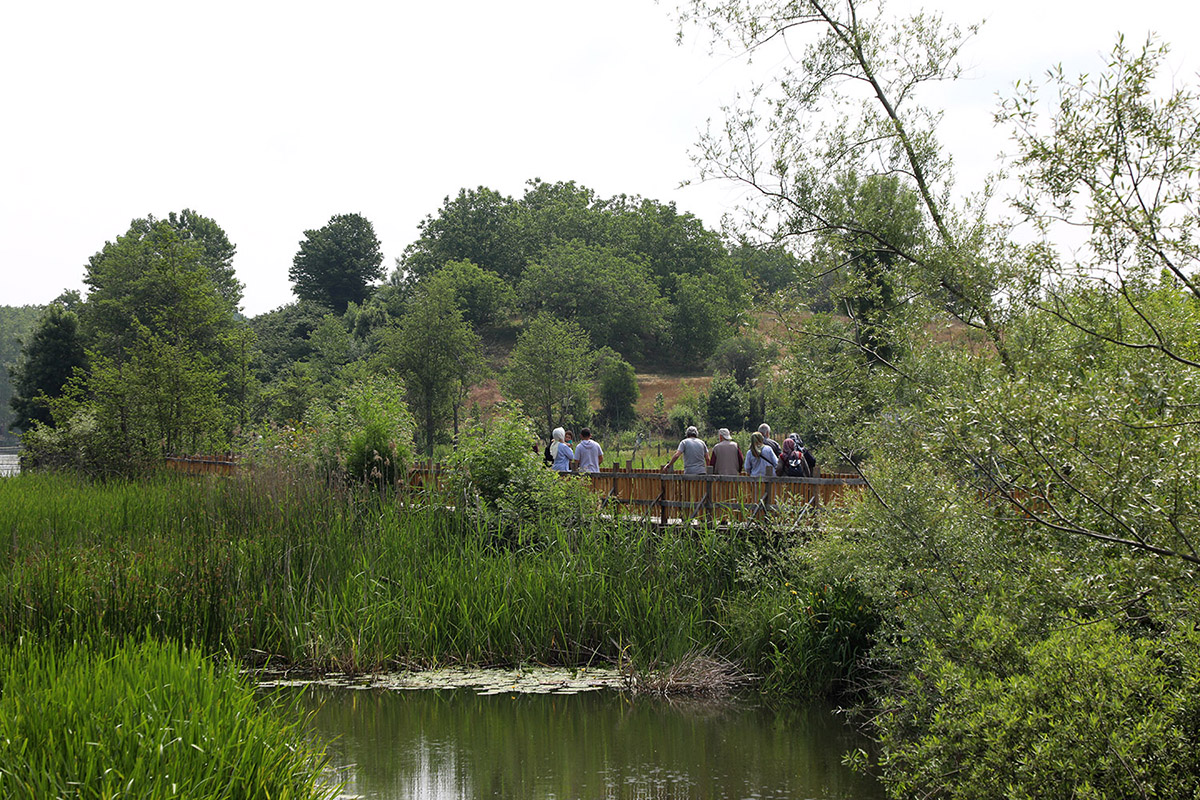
left=0, top=304, right=44, bottom=436
left=422, top=259, right=517, bottom=334
left=290, top=213, right=384, bottom=313
left=503, top=313, right=594, bottom=436
left=678, top=0, right=1013, bottom=369
left=377, top=282, right=483, bottom=456
left=518, top=241, right=668, bottom=361
left=705, top=373, right=747, bottom=431
left=8, top=303, right=86, bottom=432
left=82, top=217, right=241, bottom=363
left=1002, top=36, right=1200, bottom=370
left=596, top=348, right=640, bottom=430
left=401, top=187, right=526, bottom=283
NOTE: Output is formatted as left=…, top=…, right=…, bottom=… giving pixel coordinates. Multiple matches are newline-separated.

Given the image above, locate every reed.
left=0, top=637, right=335, bottom=799
left=0, top=471, right=744, bottom=673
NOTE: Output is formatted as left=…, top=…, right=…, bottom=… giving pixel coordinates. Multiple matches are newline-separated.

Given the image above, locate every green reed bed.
left=0, top=472, right=744, bottom=673
left=0, top=637, right=334, bottom=800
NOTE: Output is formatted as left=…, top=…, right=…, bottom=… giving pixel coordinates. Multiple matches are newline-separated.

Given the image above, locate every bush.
left=302, top=374, right=416, bottom=486
left=447, top=405, right=595, bottom=528
left=875, top=612, right=1200, bottom=800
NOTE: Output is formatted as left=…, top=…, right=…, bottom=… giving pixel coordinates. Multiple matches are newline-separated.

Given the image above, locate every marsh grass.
left=0, top=637, right=334, bottom=800
left=1, top=471, right=744, bottom=673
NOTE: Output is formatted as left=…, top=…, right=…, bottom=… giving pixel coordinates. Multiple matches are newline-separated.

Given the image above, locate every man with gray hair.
left=663, top=425, right=709, bottom=474
left=709, top=428, right=744, bottom=475
left=758, top=423, right=782, bottom=459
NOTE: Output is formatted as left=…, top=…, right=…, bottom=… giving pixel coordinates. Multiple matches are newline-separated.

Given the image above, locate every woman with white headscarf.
left=550, top=426, right=574, bottom=473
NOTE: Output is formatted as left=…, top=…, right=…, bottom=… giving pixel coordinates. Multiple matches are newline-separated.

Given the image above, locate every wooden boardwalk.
left=163, top=457, right=866, bottom=522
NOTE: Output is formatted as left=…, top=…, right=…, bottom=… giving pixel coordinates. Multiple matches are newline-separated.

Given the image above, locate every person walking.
left=663, top=425, right=709, bottom=474
left=574, top=427, right=604, bottom=473
left=709, top=428, right=743, bottom=475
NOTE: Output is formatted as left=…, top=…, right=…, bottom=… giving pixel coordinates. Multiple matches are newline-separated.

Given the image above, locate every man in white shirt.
left=574, top=427, right=604, bottom=473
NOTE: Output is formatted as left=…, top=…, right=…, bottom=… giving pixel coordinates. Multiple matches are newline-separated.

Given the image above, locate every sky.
left=2, top=0, right=1196, bottom=316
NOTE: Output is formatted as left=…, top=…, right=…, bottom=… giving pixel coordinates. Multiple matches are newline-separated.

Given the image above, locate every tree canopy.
left=290, top=213, right=384, bottom=313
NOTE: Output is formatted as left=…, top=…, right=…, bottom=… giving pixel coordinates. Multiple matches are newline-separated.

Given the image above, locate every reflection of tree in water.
left=289, top=685, right=882, bottom=800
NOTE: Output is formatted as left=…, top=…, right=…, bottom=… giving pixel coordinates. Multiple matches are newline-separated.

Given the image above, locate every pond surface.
left=278, top=682, right=884, bottom=800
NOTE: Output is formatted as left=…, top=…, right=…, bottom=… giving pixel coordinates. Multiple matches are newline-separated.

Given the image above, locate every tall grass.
left=0, top=637, right=335, bottom=799
left=0, top=471, right=744, bottom=673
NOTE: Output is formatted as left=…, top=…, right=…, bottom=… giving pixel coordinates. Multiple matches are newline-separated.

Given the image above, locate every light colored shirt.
left=677, top=437, right=709, bottom=474
left=552, top=443, right=575, bottom=472
left=575, top=439, right=603, bottom=473
left=744, top=445, right=778, bottom=477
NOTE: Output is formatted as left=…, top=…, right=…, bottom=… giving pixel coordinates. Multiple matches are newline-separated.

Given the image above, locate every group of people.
left=542, top=423, right=817, bottom=479
left=544, top=427, right=604, bottom=473
left=663, top=423, right=817, bottom=478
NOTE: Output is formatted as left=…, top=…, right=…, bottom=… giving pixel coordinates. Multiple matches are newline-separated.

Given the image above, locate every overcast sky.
left=2, top=1, right=1196, bottom=316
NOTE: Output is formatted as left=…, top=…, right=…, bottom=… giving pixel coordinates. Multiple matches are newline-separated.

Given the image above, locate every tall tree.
left=8, top=304, right=85, bottom=433
left=503, top=313, right=595, bottom=436
left=377, top=282, right=483, bottom=456
left=678, top=0, right=1012, bottom=369
left=290, top=213, right=384, bottom=313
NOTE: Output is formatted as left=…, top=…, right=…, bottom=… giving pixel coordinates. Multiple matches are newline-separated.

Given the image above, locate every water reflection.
left=282, top=685, right=884, bottom=800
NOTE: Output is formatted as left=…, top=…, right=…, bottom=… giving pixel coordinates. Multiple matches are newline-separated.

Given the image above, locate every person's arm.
left=662, top=446, right=682, bottom=471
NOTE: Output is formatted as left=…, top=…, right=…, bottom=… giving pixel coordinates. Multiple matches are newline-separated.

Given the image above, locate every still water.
left=281, top=684, right=884, bottom=800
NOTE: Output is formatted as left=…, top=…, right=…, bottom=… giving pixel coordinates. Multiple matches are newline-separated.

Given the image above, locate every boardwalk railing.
left=163, top=456, right=866, bottom=522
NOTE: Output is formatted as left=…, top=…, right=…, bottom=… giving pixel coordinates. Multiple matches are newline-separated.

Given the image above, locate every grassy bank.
left=0, top=471, right=796, bottom=675
left=0, top=637, right=333, bottom=799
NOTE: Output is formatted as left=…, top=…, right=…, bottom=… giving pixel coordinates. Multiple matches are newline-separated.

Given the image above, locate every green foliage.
left=704, top=374, right=746, bottom=431
left=875, top=613, right=1200, bottom=800
left=289, top=213, right=384, bottom=313
left=402, top=186, right=526, bottom=283
left=596, top=348, right=639, bottom=430
left=707, top=333, right=771, bottom=388
left=7, top=303, right=85, bottom=432
left=723, top=574, right=880, bottom=698
left=0, top=638, right=334, bottom=800
left=666, top=270, right=743, bottom=363
left=0, top=472, right=744, bottom=672
left=519, top=241, right=667, bottom=361
left=503, top=313, right=595, bottom=437
left=447, top=405, right=594, bottom=528
left=376, top=282, right=483, bottom=455
left=0, top=305, right=43, bottom=437
left=302, top=374, right=415, bottom=486
left=423, top=258, right=517, bottom=333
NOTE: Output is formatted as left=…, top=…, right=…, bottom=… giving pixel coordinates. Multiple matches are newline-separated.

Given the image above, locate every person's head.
left=566, top=429, right=574, bottom=441
left=758, top=423, right=771, bottom=437
left=685, top=425, right=699, bottom=438
left=781, top=438, right=796, bottom=455
left=552, top=427, right=566, bottom=443
left=718, top=427, right=731, bottom=442
left=750, top=431, right=764, bottom=455
left=581, top=427, right=592, bottom=439
left=787, top=432, right=799, bottom=443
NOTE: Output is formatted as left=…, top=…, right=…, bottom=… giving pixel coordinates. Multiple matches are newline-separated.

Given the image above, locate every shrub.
left=447, top=405, right=594, bottom=528
left=874, top=612, right=1200, bottom=800
left=302, top=374, right=415, bottom=486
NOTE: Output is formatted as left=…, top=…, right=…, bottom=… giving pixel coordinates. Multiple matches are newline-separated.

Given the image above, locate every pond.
left=274, top=679, right=885, bottom=800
